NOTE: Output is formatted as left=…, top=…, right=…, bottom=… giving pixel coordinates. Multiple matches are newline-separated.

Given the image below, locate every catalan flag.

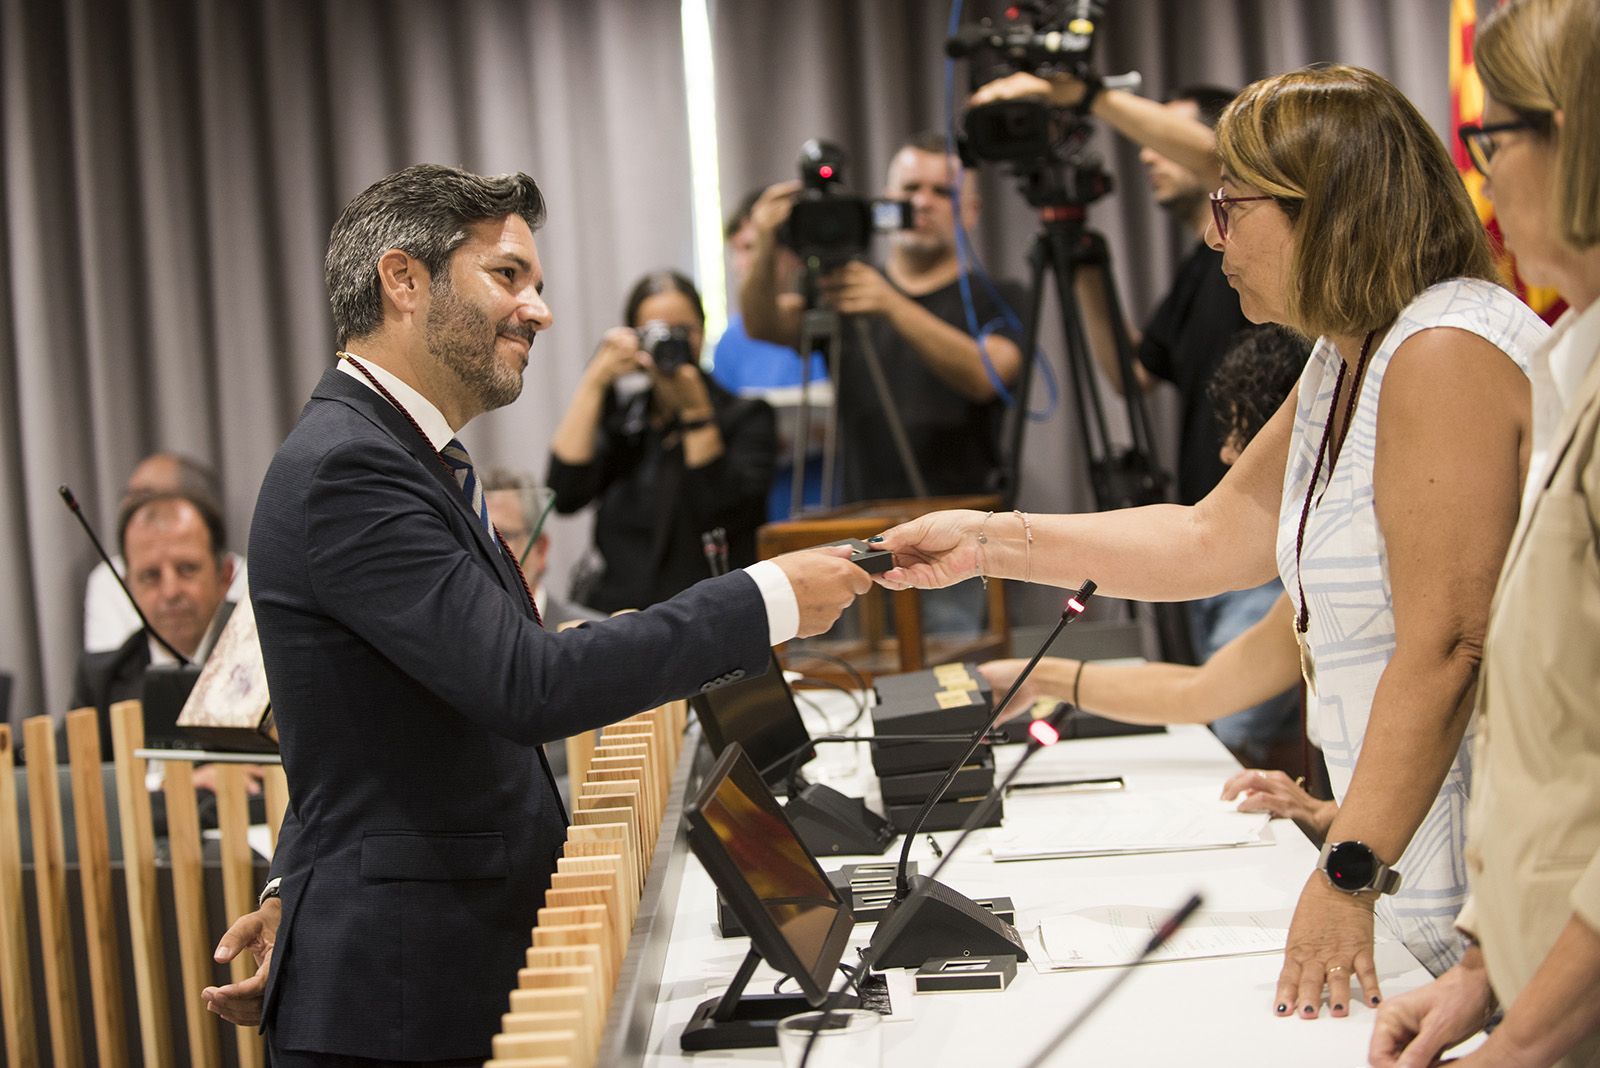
left=1452, top=0, right=1565, bottom=321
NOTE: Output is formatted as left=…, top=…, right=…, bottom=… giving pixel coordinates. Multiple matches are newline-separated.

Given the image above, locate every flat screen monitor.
left=685, top=743, right=853, bottom=1005
left=691, top=654, right=815, bottom=791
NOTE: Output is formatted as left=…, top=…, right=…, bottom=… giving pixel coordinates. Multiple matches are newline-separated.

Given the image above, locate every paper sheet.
left=988, top=788, right=1271, bottom=861
left=1037, top=905, right=1292, bottom=969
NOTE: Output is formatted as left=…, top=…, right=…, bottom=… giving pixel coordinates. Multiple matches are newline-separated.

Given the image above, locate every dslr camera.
left=778, top=139, right=911, bottom=269
left=637, top=322, right=695, bottom=375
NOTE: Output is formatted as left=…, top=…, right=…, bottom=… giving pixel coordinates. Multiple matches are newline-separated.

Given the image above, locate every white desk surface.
left=639, top=714, right=1446, bottom=1066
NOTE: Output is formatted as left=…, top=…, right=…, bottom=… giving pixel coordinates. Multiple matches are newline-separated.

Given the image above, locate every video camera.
left=948, top=2, right=1115, bottom=208
left=637, top=321, right=695, bottom=375
left=778, top=139, right=911, bottom=269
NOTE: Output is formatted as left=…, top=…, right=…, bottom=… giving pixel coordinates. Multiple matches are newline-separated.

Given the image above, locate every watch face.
left=1326, top=841, right=1377, bottom=890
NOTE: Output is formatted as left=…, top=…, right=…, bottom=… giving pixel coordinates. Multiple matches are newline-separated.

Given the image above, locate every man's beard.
left=426, top=278, right=528, bottom=413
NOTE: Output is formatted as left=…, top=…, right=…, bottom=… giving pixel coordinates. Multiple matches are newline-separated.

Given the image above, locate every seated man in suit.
left=71, top=488, right=235, bottom=754
left=82, top=452, right=249, bottom=653
left=482, top=468, right=604, bottom=630
left=201, top=163, right=869, bottom=1065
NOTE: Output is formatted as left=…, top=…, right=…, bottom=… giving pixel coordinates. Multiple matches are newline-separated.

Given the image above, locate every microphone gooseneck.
left=795, top=683, right=1089, bottom=1068
left=1017, top=892, right=1204, bottom=1068
left=59, top=483, right=192, bottom=666
left=891, top=579, right=1096, bottom=897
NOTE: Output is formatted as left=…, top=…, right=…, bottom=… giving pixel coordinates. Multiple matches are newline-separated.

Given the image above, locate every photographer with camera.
left=741, top=132, right=1026, bottom=504
left=548, top=269, right=776, bottom=613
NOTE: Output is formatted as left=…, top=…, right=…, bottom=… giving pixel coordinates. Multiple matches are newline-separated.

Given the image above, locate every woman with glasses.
left=1370, top=2, right=1600, bottom=1064
left=871, top=64, right=1548, bottom=1018
left=548, top=270, right=777, bottom=612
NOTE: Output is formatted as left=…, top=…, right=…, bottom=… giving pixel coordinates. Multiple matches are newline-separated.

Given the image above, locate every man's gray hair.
left=325, top=163, right=546, bottom=346
left=481, top=468, right=544, bottom=529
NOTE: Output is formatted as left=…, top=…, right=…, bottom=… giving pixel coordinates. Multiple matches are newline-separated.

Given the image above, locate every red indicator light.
left=819, top=165, right=834, bottom=179
left=1029, top=720, right=1062, bottom=747
left=1066, top=597, right=1085, bottom=614
left=1006, top=6, right=1020, bottom=19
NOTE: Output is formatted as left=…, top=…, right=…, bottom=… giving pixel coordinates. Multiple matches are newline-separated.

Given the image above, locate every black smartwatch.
left=1318, top=840, right=1402, bottom=895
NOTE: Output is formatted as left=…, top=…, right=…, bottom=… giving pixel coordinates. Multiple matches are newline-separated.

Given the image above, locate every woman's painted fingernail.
left=1301, top=1005, right=1316, bottom=1016
left=1275, top=1003, right=1288, bottom=1014
left=1370, top=995, right=1382, bottom=1006
left=1332, top=1003, right=1344, bottom=1013
left=868, top=534, right=885, bottom=543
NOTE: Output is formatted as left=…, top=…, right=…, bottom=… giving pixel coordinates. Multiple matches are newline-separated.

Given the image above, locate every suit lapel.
left=309, top=370, right=529, bottom=610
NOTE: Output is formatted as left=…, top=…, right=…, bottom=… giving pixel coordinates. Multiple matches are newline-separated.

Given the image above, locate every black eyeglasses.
left=1457, top=119, right=1543, bottom=176
left=1209, top=188, right=1275, bottom=242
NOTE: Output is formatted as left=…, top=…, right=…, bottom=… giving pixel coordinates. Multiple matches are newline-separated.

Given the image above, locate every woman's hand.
left=977, top=657, right=1072, bottom=720
left=1220, top=769, right=1337, bottom=838
left=870, top=509, right=988, bottom=590
left=1369, top=949, right=1496, bottom=1068
left=1274, top=872, right=1381, bottom=1019
left=651, top=361, right=712, bottom=420
left=584, top=327, right=646, bottom=389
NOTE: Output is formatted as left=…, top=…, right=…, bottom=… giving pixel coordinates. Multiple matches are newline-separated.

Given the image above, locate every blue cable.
left=942, top=0, right=1060, bottom=421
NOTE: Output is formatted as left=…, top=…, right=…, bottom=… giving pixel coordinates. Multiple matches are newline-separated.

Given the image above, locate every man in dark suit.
left=71, top=489, right=235, bottom=755
left=200, top=164, right=869, bottom=1065
left=481, top=468, right=605, bottom=631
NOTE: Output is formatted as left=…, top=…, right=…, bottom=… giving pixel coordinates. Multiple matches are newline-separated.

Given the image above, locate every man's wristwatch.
left=1317, top=840, right=1402, bottom=895
left=257, top=876, right=283, bottom=908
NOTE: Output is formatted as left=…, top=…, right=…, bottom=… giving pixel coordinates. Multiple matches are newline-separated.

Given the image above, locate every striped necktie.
left=439, top=438, right=495, bottom=546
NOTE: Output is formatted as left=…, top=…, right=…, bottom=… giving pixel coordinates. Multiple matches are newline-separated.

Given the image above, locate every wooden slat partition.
left=487, top=699, right=688, bottom=1068
left=64, top=708, right=131, bottom=1068
left=567, top=815, right=640, bottom=898
left=0, top=724, right=42, bottom=1068
left=24, top=716, right=86, bottom=1068
left=109, top=701, right=175, bottom=1068
left=162, top=760, right=223, bottom=1068
left=213, top=764, right=265, bottom=1068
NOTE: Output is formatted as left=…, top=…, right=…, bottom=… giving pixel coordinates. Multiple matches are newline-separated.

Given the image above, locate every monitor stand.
left=679, top=946, right=859, bottom=1051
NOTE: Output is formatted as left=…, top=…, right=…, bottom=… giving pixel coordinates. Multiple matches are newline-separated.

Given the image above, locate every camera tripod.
left=998, top=163, right=1194, bottom=662
left=999, top=173, right=1166, bottom=512
left=789, top=268, right=929, bottom=515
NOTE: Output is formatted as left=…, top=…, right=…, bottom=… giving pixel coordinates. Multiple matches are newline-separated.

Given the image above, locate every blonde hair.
left=1216, top=65, right=1498, bottom=338
left=1478, top=0, right=1600, bottom=250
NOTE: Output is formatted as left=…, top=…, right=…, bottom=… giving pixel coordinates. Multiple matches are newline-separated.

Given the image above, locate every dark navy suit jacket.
left=251, top=369, right=770, bottom=1060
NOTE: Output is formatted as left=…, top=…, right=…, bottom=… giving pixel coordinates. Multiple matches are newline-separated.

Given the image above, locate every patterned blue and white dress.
left=1275, top=278, right=1548, bottom=975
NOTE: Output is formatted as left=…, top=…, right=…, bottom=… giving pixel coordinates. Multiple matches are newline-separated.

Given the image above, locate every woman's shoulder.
left=1390, top=278, right=1550, bottom=371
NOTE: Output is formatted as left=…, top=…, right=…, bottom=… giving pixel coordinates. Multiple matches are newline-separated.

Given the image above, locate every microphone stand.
left=59, top=483, right=192, bottom=666
left=864, top=580, right=1096, bottom=968
left=795, top=695, right=1082, bottom=1068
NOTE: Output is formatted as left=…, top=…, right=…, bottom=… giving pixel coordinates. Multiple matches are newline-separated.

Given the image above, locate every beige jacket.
left=1460, top=326, right=1600, bottom=1067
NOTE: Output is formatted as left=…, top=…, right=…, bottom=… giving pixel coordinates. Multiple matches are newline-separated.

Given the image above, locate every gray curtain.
left=1, top=0, right=1455, bottom=731
left=1, top=0, right=694, bottom=726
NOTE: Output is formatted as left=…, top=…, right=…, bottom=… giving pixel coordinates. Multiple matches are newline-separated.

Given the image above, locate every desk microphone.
left=756, top=730, right=1010, bottom=785
left=755, top=730, right=1008, bottom=858
left=59, top=483, right=192, bottom=666
left=796, top=697, right=1084, bottom=1068
left=865, top=580, right=1096, bottom=969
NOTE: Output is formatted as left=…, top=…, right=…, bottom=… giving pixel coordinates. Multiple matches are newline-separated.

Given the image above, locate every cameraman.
left=975, top=73, right=1299, bottom=764
left=547, top=270, right=776, bottom=613
left=741, top=132, right=1026, bottom=503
